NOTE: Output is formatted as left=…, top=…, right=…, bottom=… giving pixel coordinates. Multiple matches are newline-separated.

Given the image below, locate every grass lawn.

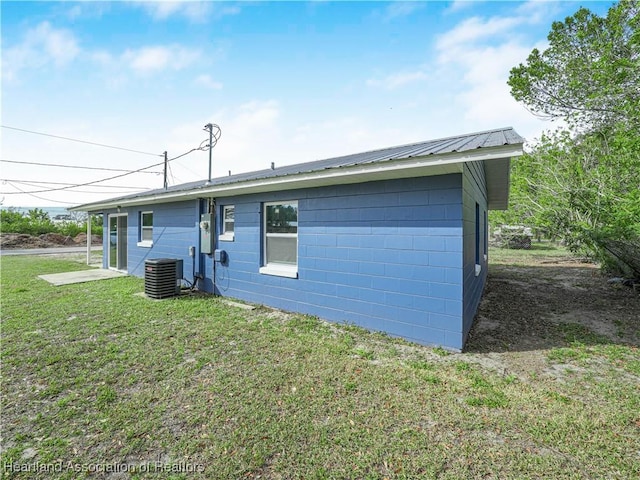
left=488, top=241, right=574, bottom=264
left=1, top=254, right=639, bottom=479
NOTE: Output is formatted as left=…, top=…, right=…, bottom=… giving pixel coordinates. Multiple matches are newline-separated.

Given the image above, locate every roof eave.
left=485, top=156, right=513, bottom=210
left=71, top=143, right=523, bottom=212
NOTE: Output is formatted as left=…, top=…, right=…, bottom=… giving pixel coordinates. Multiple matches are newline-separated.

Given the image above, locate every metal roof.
left=73, top=127, right=524, bottom=211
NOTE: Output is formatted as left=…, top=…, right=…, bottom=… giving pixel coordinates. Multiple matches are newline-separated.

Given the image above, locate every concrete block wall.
left=104, top=201, right=201, bottom=285
left=101, top=171, right=490, bottom=350
left=214, top=174, right=466, bottom=349
left=461, top=161, right=489, bottom=344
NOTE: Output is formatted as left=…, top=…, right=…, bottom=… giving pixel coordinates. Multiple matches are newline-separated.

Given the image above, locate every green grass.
left=489, top=242, right=573, bottom=265
left=1, top=255, right=639, bottom=479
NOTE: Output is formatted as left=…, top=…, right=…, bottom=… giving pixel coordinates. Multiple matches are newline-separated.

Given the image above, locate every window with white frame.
left=219, top=205, right=235, bottom=241
left=138, top=211, right=153, bottom=247
left=259, top=201, right=298, bottom=278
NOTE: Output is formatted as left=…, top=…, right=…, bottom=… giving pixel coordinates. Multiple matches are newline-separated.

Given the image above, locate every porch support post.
left=86, top=214, right=92, bottom=266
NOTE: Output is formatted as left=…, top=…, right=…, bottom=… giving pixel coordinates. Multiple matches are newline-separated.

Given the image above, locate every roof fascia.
left=71, top=144, right=522, bottom=212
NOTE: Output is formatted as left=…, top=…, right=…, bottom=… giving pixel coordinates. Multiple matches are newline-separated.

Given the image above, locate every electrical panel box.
left=200, top=213, right=214, bottom=254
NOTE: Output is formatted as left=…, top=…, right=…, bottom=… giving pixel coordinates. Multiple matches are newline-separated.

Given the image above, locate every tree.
left=504, top=1, right=640, bottom=275
left=507, top=129, right=639, bottom=239
left=508, top=0, right=639, bottom=130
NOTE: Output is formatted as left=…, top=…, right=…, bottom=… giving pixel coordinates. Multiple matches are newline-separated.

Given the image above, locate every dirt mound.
left=74, top=233, right=102, bottom=245
left=0, top=233, right=102, bottom=249
left=0, top=234, right=57, bottom=249
left=39, top=233, right=76, bottom=246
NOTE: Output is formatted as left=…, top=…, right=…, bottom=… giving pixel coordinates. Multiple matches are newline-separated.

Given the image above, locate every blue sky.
left=1, top=0, right=613, bottom=207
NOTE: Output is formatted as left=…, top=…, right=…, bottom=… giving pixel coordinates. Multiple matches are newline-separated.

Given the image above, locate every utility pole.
left=204, top=123, right=213, bottom=184
left=163, top=151, right=168, bottom=190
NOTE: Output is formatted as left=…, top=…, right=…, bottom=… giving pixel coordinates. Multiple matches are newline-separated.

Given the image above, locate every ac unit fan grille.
left=144, top=259, right=183, bottom=299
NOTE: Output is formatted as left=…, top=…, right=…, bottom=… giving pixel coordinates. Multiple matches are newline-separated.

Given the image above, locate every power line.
left=3, top=180, right=145, bottom=195
left=0, top=159, right=162, bottom=174
left=171, top=158, right=203, bottom=179
left=167, top=148, right=202, bottom=162
left=0, top=145, right=208, bottom=195
left=1, top=125, right=163, bottom=157
left=167, top=160, right=175, bottom=185
left=3, top=182, right=75, bottom=205
left=0, top=160, right=160, bottom=194
left=0, top=178, right=146, bottom=189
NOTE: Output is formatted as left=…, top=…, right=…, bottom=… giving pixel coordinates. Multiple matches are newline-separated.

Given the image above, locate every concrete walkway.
left=38, top=268, right=126, bottom=286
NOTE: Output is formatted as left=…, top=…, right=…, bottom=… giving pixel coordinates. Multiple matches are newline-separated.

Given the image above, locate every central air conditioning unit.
left=144, top=258, right=183, bottom=299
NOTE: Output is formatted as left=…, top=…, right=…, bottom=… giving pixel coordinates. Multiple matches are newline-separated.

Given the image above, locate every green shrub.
left=57, top=221, right=85, bottom=237
left=0, top=209, right=101, bottom=237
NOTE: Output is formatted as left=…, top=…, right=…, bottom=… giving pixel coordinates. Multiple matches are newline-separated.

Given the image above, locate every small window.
left=475, top=203, right=481, bottom=275
left=483, top=210, right=488, bottom=260
left=259, top=201, right=298, bottom=278
left=138, top=211, right=153, bottom=247
left=220, top=205, right=235, bottom=241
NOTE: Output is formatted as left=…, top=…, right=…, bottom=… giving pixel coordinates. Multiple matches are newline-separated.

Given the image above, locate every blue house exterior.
left=74, top=128, right=524, bottom=351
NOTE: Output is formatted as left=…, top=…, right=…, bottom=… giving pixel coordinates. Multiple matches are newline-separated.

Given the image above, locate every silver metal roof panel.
left=73, top=127, right=524, bottom=210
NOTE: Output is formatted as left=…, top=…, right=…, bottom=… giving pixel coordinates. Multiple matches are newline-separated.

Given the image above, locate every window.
left=259, top=201, right=298, bottom=278
left=220, top=205, right=235, bottom=241
left=138, top=211, right=153, bottom=247
left=483, top=210, right=488, bottom=261
left=475, top=203, right=481, bottom=276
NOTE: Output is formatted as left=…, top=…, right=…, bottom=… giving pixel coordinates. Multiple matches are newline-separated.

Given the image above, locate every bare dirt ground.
left=464, top=251, right=639, bottom=377
left=0, top=233, right=102, bottom=249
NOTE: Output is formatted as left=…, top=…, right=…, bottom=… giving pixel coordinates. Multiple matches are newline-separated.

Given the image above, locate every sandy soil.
left=464, top=254, right=639, bottom=377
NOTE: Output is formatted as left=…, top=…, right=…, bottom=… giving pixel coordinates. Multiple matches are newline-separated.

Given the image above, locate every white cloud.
left=290, top=117, right=382, bottom=158
left=432, top=8, right=559, bottom=141
left=194, top=74, right=223, bottom=90
left=84, top=44, right=203, bottom=86
left=166, top=101, right=429, bottom=182
left=166, top=100, right=282, bottom=180
left=121, top=45, right=201, bottom=74
left=453, top=43, right=535, bottom=120
left=231, top=100, right=280, bottom=130
left=65, top=2, right=110, bottom=20
left=381, top=1, right=425, bottom=21
left=2, top=22, right=80, bottom=81
left=515, top=0, right=563, bottom=23
left=215, top=100, right=282, bottom=165
left=134, top=1, right=240, bottom=22
left=436, top=1, right=560, bottom=54
left=135, top=1, right=209, bottom=21
left=213, top=4, right=242, bottom=19
left=366, top=70, right=428, bottom=90
left=445, top=1, right=479, bottom=14
left=436, top=16, right=522, bottom=52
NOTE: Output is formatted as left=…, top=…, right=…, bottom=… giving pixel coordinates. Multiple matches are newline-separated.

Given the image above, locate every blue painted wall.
left=461, top=161, right=489, bottom=345
left=104, top=200, right=203, bottom=287
left=103, top=171, right=491, bottom=351
left=214, top=175, right=465, bottom=349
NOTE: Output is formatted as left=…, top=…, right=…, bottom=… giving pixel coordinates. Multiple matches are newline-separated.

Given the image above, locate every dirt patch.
left=73, top=233, right=102, bottom=245
left=464, top=252, right=639, bottom=378
left=39, top=233, right=77, bottom=246
left=0, top=234, right=55, bottom=249
left=0, top=233, right=101, bottom=249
